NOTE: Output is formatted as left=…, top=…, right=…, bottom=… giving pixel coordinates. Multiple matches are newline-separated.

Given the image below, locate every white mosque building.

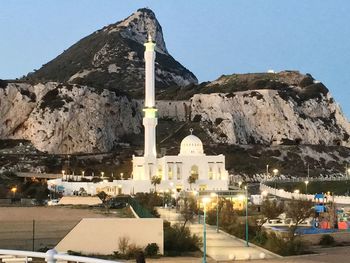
left=47, top=35, right=229, bottom=196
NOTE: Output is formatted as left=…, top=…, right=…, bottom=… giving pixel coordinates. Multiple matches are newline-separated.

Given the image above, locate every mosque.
left=47, top=36, right=229, bottom=196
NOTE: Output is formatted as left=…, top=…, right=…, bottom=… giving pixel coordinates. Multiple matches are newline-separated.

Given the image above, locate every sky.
left=1, top=1, right=350, bottom=118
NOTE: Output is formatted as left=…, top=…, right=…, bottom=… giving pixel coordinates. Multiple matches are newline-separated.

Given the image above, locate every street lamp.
left=305, top=180, right=309, bottom=194
left=61, top=170, right=65, bottom=181
left=82, top=171, right=85, bottom=177
left=245, top=185, right=249, bottom=247
left=211, top=192, right=219, bottom=233
left=101, top=171, right=104, bottom=178
left=266, top=164, right=269, bottom=180
left=273, top=169, right=279, bottom=195
left=202, top=197, right=211, bottom=263
left=238, top=181, right=242, bottom=189
left=11, top=187, right=17, bottom=199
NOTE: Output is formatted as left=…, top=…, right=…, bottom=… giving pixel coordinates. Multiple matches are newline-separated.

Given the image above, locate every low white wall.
left=260, top=183, right=350, bottom=204
left=55, top=218, right=164, bottom=255
left=58, top=196, right=102, bottom=206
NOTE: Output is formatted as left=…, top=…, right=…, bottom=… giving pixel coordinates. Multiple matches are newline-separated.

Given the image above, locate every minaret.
left=143, top=34, right=157, bottom=160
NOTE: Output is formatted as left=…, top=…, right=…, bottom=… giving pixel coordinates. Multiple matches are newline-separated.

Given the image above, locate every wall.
left=55, top=218, right=164, bottom=255
left=135, top=100, right=190, bottom=121
left=300, top=231, right=350, bottom=245
left=57, top=196, right=102, bottom=206
left=260, top=183, right=350, bottom=204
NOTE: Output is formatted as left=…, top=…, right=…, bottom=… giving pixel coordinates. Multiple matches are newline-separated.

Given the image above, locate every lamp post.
left=211, top=192, right=219, bottom=232
left=101, top=171, right=104, bottom=178
left=273, top=169, right=279, bottom=195
left=82, top=171, right=85, bottom=177
left=238, top=181, right=242, bottom=189
left=305, top=180, right=309, bottom=194
left=61, top=170, right=65, bottom=181
left=245, top=185, right=249, bottom=247
left=11, top=187, right=17, bottom=199
left=202, top=197, right=210, bottom=263
left=266, top=164, right=269, bottom=181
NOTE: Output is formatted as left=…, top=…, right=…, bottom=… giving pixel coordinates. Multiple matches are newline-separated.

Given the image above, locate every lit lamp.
left=82, top=171, right=85, bottom=177
left=272, top=169, right=279, bottom=195
left=11, top=187, right=17, bottom=198
left=120, top=173, right=124, bottom=180
left=61, top=170, right=66, bottom=181
left=305, top=180, right=309, bottom=194
left=210, top=192, right=219, bottom=232
left=202, top=197, right=211, bottom=263
left=238, top=181, right=242, bottom=189
left=101, top=171, right=104, bottom=178
left=347, top=168, right=350, bottom=179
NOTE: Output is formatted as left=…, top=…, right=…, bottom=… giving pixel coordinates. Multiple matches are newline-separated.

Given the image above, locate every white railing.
left=260, top=182, right=350, bottom=204
left=0, top=249, right=121, bottom=263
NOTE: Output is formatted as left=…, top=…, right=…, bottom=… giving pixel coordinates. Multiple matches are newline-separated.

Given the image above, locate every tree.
left=151, top=176, right=161, bottom=192
left=187, top=175, right=197, bottom=190
left=286, top=198, right=314, bottom=240
left=179, top=195, right=197, bottom=229
left=97, top=191, right=108, bottom=202
left=258, top=198, right=284, bottom=230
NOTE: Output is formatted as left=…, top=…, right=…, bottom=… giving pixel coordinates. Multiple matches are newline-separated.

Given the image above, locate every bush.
left=319, top=234, right=335, bottom=246
left=163, top=221, right=201, bottom=256
left=265, top=233, right=309, bottom=256
left=144, top=243, right=159, bottom=257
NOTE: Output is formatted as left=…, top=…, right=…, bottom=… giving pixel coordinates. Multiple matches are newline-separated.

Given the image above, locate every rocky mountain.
left=0, top=8, right=350, bottom=178
left=26, top=8, right=198, bottom=97
left=0, top=82, right=141, bottom=153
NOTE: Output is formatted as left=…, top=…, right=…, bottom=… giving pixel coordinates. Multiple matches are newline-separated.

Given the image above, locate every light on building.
left=294, top=189, right=300, bottom=194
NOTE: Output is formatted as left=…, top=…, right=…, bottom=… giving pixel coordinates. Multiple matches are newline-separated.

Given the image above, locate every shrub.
left=118, top=236, right=130, bottom=254
left=319, top=234, right=335, bottom=246
left=265, top=233, right=309, bottom=256
left=144, top=243, right=159, bottom=257
left=163, top=221, right=201, bottom=256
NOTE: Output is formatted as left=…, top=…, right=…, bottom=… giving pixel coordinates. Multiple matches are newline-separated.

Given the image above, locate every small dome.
left=179, top=134, right=204, bottom=156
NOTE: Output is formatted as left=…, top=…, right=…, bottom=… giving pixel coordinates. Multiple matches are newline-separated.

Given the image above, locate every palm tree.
left=151, top=176, right=161, bottom=192
left=187, top=175, right=197, bottom=190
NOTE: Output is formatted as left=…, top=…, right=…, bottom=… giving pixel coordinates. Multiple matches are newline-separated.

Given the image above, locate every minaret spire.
left=143, top=32, right=157, bottom=159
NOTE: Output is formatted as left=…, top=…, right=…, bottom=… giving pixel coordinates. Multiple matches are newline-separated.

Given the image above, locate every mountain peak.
left=26, top=8, right=197, bottom=94
left=103, top=8, right=168, bottom=54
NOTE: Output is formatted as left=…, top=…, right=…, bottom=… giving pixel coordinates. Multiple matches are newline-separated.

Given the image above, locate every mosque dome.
left=179, top=132, right=204, bottom=156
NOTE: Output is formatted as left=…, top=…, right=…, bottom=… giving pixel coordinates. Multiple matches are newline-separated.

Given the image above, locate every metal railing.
left=0, top=249, right=121, bottom=263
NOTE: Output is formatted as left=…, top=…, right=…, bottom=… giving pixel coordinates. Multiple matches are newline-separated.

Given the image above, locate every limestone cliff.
left=190, top=72, right=350, bottom=147
left=0, top=82, right=141, bottom=153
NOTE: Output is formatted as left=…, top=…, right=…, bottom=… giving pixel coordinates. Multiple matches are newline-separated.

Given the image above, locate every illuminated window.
left=190, top=165, right=199, bottom=180
left=209, top=167, right=213, bottom=180
left=168, top=166, right=173, bottom=180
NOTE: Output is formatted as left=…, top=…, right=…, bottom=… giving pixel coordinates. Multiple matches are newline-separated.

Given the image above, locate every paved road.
left=158, top=207, right=278, bottom=261
left=144, top=246, right=350, bottom=263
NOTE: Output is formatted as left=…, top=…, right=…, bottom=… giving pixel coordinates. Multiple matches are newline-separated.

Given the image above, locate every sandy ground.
left=0, top=206, right=123, bottom=251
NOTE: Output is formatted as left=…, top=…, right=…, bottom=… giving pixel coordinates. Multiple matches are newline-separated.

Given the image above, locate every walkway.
left=158, top=208, right=278, bottom=261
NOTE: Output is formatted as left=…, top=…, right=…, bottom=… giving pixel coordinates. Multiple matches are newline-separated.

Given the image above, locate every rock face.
left=190, top=72, right=350, bottom=147
left=0, top=82, right=141, bottom=153
left=27, top=8, right=198, bottom=97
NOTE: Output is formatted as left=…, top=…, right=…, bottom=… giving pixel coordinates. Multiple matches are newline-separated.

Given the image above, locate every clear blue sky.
left=1, top=1, right=350, bottom=118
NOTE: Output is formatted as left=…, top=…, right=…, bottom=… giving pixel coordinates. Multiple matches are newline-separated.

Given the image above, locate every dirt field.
left=0, top=206, right=131, bottom=251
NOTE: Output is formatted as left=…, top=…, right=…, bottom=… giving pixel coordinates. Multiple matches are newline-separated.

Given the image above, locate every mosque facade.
left=47, top=36, right=229, bottom=196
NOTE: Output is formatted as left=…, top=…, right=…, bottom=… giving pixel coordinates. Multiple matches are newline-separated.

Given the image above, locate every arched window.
left=190, top=165, right=199, bottom=180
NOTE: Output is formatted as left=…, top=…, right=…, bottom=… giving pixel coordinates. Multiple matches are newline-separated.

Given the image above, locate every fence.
left=260, top=182, right=350, bottom=204
left=0, top=249, right=121, bottom=263
left=0, top=220, right=80, bottom=251
left=128, top=197, right=155, bottom=218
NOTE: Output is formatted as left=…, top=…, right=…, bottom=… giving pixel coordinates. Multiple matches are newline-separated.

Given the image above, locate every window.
left=209, top=167, right=213, bottom=180
left=190, top=165, right=199, bottom=180
left=177, top=166, right=181, bottom=180
left=168, top=166, right=173, bottom=180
